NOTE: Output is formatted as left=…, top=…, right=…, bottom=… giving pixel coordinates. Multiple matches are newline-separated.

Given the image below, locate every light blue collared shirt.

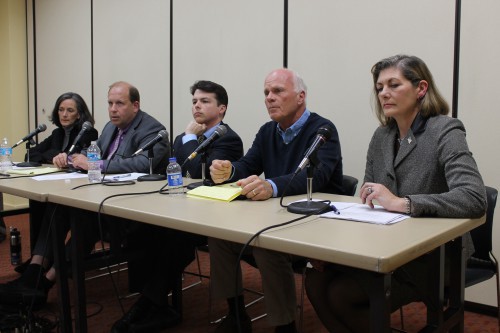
left=182, top=122, right=220, bottom=144
left=267, top=109, right=311, bottom=196
left=276, top=109, right=310, bottom=144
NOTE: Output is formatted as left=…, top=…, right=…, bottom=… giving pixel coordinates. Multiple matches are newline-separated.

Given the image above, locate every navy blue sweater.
left=232, top=112, right=343, bottom=196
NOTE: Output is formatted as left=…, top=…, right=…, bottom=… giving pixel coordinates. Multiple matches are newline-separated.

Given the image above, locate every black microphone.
left=132, top=129, right=168, bottom=157
left=294, top=126, right=333, bottom=175
left=186, top=124, right=227, bottom=161
left=12, top=124, right=47, bottom=148
left=67, top=121, right=93, bottom=155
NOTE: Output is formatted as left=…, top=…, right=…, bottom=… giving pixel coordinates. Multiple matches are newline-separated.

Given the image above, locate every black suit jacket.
left=27, top=126, right=98, bottom=163
left=172, top=122, right=243, bottom=179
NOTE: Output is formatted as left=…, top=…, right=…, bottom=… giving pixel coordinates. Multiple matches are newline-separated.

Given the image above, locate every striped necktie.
left=107, top=129, right=123, bottom=160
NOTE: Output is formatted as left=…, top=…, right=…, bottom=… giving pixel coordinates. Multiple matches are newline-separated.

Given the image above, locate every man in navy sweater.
left=208, top=68, right=343, bottom=333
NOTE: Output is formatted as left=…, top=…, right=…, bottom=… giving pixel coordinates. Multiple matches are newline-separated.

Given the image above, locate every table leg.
left=367, top=271, right=392, bottom=333
left=52, top=205, right=73, bottom=333
left=446, top=237, right=465, bottom=333
left=71, top=212, right=88, bottom=333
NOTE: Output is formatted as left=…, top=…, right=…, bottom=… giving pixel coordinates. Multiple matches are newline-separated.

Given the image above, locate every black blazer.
left=172, top=122, right=243, bottom=179
left=27, top=126, right=98, bottom=163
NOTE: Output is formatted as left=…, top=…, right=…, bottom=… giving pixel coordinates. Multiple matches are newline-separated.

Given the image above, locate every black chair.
left=465, top=186, right=499, bottom=326
left=342, top=175, right=359, bottom=196
left=398, top=186, right=498, bottom=331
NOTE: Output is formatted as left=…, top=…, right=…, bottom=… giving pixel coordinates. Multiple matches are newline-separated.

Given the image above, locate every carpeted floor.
left=0, top=213, right=498, bottom=332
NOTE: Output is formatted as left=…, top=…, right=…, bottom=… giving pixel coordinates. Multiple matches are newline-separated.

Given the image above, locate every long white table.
left=45, top=180, right=484, bottom=333
left=0, top=174, right=486, bottom=332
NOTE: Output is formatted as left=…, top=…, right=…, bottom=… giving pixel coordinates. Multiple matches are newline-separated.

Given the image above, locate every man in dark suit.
left=72, top=81, right=168, bottom=173
left=173, top=80, right=243, bottom=181
left=110, top=81, right=244, bottom=333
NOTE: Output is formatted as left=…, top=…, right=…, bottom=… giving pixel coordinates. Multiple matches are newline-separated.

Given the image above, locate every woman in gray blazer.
left=305, top=55, right=487, bottom=333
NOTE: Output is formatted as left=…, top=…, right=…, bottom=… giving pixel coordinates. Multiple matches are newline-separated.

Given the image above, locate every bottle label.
left=88, top=152, right=100, bottom=162
left=168, top=172, right=183, bottom=187
left=0, top=147, right=12, bottom=156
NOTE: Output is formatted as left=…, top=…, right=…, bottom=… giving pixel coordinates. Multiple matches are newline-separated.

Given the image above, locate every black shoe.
left=14, top=257, right=32, bottom=274
left=0, top=273, right=53, bottom=310
left=111, top=296, right=181, bottom=333
left=214, top=312, right=252, bottom=333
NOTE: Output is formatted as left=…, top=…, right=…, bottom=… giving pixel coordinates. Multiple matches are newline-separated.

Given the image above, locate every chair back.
left=469, top=186, right=498, bottom=260
left=342, top=175, right=359, bottom=196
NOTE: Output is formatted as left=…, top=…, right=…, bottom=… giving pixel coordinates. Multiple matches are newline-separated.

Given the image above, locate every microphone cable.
left=69, top=154, right=181, bottom=316
left=278, top=169, right=332, bottom=210
left=70, top=153, right=139, bottom=190
left=233, top=172, right=331, bottom=333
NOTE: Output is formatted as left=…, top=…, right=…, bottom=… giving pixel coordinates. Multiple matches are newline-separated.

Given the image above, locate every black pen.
left=0, top=172, right=11, bottom=177
left=330, top=203, right=340, bottom=215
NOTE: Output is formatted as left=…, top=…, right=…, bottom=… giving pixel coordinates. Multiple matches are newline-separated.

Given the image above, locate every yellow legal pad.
left=186, top=183, right=242, bottom=202
left=7, top=167, right=61, bottom=176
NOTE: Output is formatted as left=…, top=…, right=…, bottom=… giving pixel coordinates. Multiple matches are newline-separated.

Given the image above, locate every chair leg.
left=492, top=254, right=500, bottom=329
left=181, top=249, right=205, bottom=291
left=399, top=306, right=405, bottom=330
left=297, top=267, right=306, bottom=333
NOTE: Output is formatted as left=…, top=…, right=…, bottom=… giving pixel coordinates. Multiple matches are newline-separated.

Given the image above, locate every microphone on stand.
left=15, top=124, right=48, bottom=167
left=183, top=125, right=227, bottom=190
left=183, top=124, right=227, bottom=165
left=136, top=130, right=169, bottom=182
left=294, top=126, right=332, bottom=175
left=132, top=130, right=168, bottom=157
left=12, top=124, right=47, bottom=149
left=287, top=125, right=334, bottom=215
left=67, top=121, right=93, bottom=155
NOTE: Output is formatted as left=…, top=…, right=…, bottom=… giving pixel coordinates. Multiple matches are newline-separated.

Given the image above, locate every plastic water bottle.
left=167, top=157, right=184, bottom=195
left=87, top=141, right=102, bottom=183
left=0, top=138, right=13, bottom=172
left=10, top=226, right=22, bottom=266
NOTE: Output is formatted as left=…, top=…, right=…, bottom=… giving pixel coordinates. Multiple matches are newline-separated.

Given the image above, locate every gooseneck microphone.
left=132, top=130, right=168, bottom=157
left=67, top=121, right=93, bottom=155
left=186, top=124, right=227, bottom=161
left=294, top=126, right=333, bottom=175
left=12, top=124, right=47, bottom=148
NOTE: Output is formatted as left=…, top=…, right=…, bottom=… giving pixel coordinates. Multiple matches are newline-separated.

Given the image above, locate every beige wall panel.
left=172, top=0, right=283, bottom=152
left=1, top=0, right=29, bottom=209
left=92, top=0, right=170, bottom=134
left=289, top=0, right=455, bottom=186
left=460, top=0, right=500, bottom=307
left=34, top=0, right=92, bottom=140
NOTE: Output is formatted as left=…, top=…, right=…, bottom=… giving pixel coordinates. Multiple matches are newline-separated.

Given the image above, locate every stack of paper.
left=187, top=183, right=242, bottom=202
left=320, top=202, right=409, bottom=225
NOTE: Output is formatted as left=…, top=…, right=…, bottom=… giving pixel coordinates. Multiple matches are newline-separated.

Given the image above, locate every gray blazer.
left=365, top=115, right=487, bottom=258
left=92, top=110, right=170, bottom=174
left=365, top=114, right=486, bottom=218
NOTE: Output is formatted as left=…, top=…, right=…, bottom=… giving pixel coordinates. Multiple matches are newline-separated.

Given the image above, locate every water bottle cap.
left=169, top=157, right=177, bottom=162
